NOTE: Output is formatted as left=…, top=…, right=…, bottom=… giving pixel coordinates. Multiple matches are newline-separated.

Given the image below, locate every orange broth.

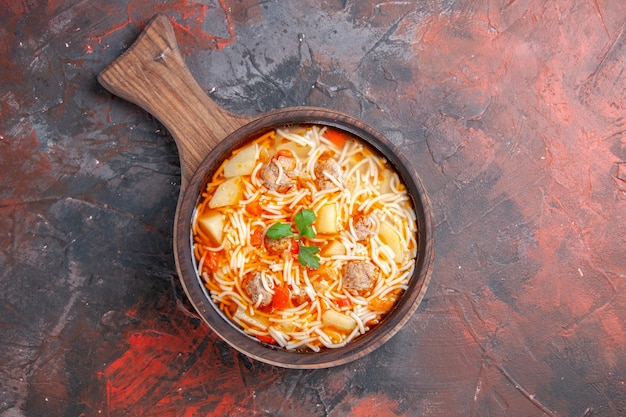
left=192, top=125, right=417, bottom=352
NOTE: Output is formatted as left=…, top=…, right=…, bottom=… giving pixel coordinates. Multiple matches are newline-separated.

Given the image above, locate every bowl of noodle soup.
left=175, top=108, right=434, bottom=369
left=97, top=14, right=433, bottom=369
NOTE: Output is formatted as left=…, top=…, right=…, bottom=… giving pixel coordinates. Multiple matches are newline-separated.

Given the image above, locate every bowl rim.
left=175, top=106, right=434, bottom=369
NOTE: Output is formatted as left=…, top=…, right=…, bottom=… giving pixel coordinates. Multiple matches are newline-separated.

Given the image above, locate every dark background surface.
left=1, top=1, right=625, bottom=416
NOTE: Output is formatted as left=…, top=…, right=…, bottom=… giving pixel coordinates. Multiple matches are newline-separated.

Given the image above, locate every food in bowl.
left=192, top=124, right=418, bottom=352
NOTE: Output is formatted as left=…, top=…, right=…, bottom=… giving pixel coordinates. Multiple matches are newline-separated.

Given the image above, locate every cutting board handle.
left=97, top=13, right=253, bottom=190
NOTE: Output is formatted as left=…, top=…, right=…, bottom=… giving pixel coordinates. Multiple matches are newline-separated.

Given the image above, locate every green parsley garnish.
left=266, top=209, right=320, bottom=269
left=294, top=209, right=316, bottom=238
left=265, top=222, right=294, bottom=239
left=298, top=245, right=320, bottom=269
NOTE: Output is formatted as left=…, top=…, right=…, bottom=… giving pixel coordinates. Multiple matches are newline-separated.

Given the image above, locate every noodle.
left=192, top=124, right=418, bottom=352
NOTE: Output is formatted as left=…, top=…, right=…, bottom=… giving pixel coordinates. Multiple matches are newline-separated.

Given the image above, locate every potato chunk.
left=322, top=309, right=357, bottom=333
left=233, top=307, right=269, bottom=330
left=197, top=210, right=225, bottom=245
left=378, top=221, right=404, bottom=261
left=320, top=240, right=346, bottom=257
left=223, top=144, right=257, bottom=178
left=316, top=203, right=339, bottom=234
left=209, top=177, right=244, bottom=208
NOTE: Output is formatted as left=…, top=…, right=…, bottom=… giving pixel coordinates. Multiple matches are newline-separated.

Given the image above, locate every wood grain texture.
left=97, top=14, right=252, bottom=189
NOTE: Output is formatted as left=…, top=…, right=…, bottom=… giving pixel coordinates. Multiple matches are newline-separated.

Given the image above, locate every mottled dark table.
left=1, top=1, right=625, bottom=416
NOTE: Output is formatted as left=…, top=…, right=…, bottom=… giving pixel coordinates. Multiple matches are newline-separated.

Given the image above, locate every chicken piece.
left=342, top=261, right=378, bottom=296
left=261, top=153, right=296, bottom=192
left=314, top=152, right=342, bottom=190
left=264, top=235, right=293, bottom=256
left=290, top=287, right=308, bottom=306
left=241, top=271, right=273, bottom=307
left=352, top=214, right=376, bottom=241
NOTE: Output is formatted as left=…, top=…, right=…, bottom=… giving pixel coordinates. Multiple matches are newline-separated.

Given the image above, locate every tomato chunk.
left=323, top=128, right=347, bottom=148
left=204, top=250, right=223, bottom=273
left=256, top=334, right=276, bottom=344
left=246, top=200, right=263, bottom=216
left=272, top=286, right=291, bottom=310
left=290, top=240, right=300, bottom=255
left=335, top=297, right=352, bottom=309
left=250, top=226, right=264, bottom=247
